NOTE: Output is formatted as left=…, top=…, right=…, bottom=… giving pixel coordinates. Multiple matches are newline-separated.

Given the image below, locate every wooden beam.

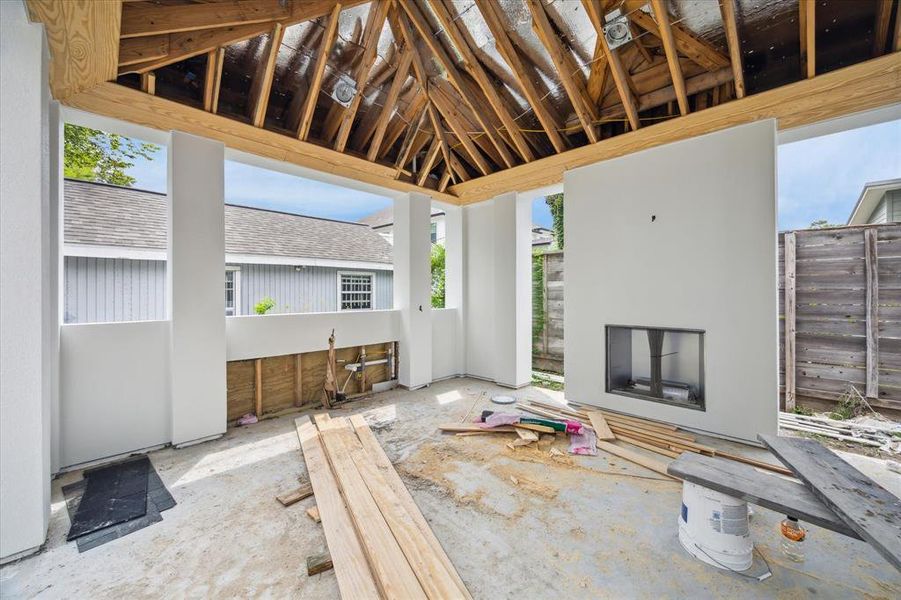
left=586, top=37, right=609, bottom=105
left=475, top=0, right=568, bottom=153
left=203, top=50, right=217, bottom=112
left=367, top=49, right=414, bottom=161
left=119, top=35, right=169, bottom=67
left=528, top=0, right=599, bottom=142
left=719, top=0, right=746, bottom=99
left=294, top=354, right=303, bottom=407
left=874, top=0, right=893, bottom=56
left=254, top=358, right=263, bottom=416
left=63, top=82, right=461, bottom=204
left=784, top=232, right=797, bottom=411
left=800, top=0, right=815, bottom=79
left=584, top=1, right=640, bottom=130
left=429, top=0, right=534, bottom=162
left=247, top=23, right=284, bottom=128
left=864, top=228, right=879, bottom=399
left=598, top=67, right=734, bottom=120
left=416, top=138, right=442, bottom=187
left=429, top=86, right=493, bottom=176
left=398, top=0, right=516, bottom=168
left=447, top=53, right=901, bottom=203
left=121, top=0, right=291, bottom=38
left=297, top=3, right=342, bottom=140
left=332, top=0, right=391, bottom=152
left=140, top=71, right=155, bottom=96
left=380, top=90, right=427, bottom=160
left=651, top=0, right=688, bottom=116
left=26, top=0, right=122, bottom=100
left=394, top=108, right=428, bottom=175
left=894, top=0, right=901, bottom=53
left=210, top=48, right=225, bottom=113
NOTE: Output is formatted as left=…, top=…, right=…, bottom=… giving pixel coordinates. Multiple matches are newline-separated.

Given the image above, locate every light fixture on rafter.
left=603, top=8, right=633, bottom=50
left=331, top=74, right=357, bottom=107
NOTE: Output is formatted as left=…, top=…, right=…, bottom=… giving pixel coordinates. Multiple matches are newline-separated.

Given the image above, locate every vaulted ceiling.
left=28, top=0, right=901, bottom=203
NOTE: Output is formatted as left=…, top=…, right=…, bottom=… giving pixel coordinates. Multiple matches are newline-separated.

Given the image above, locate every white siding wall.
left=63, top=257, right=393, bottom=323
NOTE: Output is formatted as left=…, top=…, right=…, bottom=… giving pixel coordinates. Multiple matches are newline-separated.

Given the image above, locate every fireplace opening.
left=605, top=325, right=705, bottom=411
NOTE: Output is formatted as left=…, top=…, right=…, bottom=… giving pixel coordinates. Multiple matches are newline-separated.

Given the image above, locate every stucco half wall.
left=563, top=120, right=779, bottom=442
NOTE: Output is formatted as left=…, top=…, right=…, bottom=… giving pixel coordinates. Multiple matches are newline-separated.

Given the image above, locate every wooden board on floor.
left=307, top=551, right=334, bottom=576
left=586, top=410, right=615, bottom=441
left=668, top=452, right=861, bottom=540
left=597, top=441, right=677, bottom=479
left=276, top=482, right=313, bottom=506
left=295, top=418, right=380, bottom=599
left=759, top=434, right=901, bottom=569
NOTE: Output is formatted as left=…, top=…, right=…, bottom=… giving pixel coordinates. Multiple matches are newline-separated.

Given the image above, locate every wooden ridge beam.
left=650, top=0, right=688, bottom=115
left=719, top=0, right=746, bottom=99
left=297, top=3, right=342, bottom=141
left=63, top=82, right=460, bottom=204
left=583, top=0, right=640, bottom=130
left=800, top=0, right=816, bottom=79
left=475, top=0, right=568, bottom=153
left=429, top=0, right=534, bottom=163
left=248, top=23, right=285, bottom=128
left=121, top=0, right=291, bottom=38
left=398, top=0, right=516, bottom=168
left=367, top=49, right=414, bottom=161
left=528, top=0, right=599, bottom=142
left=448, top=53, right=901, bottom=203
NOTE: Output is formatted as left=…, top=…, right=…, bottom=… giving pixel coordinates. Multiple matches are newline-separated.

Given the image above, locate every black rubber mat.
left=66, top=456, right=150, bottom=541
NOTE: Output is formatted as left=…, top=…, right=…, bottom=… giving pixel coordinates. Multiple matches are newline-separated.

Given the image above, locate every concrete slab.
left=1, top=378, right=899, bottom=598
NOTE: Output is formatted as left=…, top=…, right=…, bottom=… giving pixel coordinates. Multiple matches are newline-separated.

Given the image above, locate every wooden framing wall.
left=226, top=342, right=396, bottom=423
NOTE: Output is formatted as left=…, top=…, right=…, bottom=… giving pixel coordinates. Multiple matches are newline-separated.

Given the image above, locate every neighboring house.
left=531, top=224, right=556, bottom=251
left=359, top=205, right=446, bottom=245
left=846, top=178, right=901, bottom=224
left=63, top=179, right=394, bottom=324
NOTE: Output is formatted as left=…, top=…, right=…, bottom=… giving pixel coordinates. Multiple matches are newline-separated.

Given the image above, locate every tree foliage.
left=64, top=124, right=159, bottom=186
left=545, top=193, right=564, bottom=249
left=431, top=243, right=446, bottom=308
left=809, top=219, right=842, bottom=229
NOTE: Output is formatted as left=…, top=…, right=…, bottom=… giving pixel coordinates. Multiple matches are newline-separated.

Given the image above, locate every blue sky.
left=124, top=119, right=899, bottom=229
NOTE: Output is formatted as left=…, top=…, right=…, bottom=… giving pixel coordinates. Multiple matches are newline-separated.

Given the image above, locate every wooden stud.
left=864, top=228, right=879, bottom=399
left=203, top=49, right=217, bottom=112
left=367, top=49, right=414, bottom=161
left=428, top=0, right=534, bottom=163
left=248, top=23, right=284, bottom=128
left=294, top=353, right=304, bottom=407
left=874, top=0, right=893, bottom=56
left=297, top=3, right=342, bottom=141
left=800, top=0, right=815, bottom=79
left=719, top=0, right=746, bottom=99
left=651, top=0, right=689, bottom=115
left=140, top=71, right=156, bottom=95
left=254, top=358, right=263, bottom=416
left=416, top=138, right=442, bottom=187
left=784, top=232, right=797, bottom=411
left=210, top=48, right=225, bottom=114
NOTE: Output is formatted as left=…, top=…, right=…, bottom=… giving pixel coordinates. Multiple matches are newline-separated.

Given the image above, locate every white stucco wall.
left=564, top=121, right=778, bottom=442
left=0, top=0, right=52, bottom=561
left=431, top=308, right=461, bottom=380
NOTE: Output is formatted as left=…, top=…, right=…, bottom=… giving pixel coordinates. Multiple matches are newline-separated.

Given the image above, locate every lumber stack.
left=296, top=414, right=471, bottom=599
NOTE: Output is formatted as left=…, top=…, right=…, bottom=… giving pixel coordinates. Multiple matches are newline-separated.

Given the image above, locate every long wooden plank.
left=865, top=228, right=879, bottom=399
left=295, top=419, right=380, bottom=599
left=248, top=23, right=285, bottom=128
left=367, top=49, right=413, bottom=161
left=586, top=410, right=615, bottom=441
left=800, top=0, right=816, bottom=79
left=597, top=441, right=677, bottom=479
left=119, top=35, right=170, bottom=67
left=651, top=0, right=688, bottom=115
left=315, top=416, right=426, bottom=599
left=759, top=434, right=901, bottom=570
left=718, top=0, right=746, bottom=99
left=350, top=415, right=472, bottom=598
left=668, top=453, right=862, bottom=540
left=297, top=3, right=342, bottom=140
left=120, top=0, right=290, bottom=38
left=785, top=232, right=797, bottom=410
left=617, top=435, right=681, bottom=459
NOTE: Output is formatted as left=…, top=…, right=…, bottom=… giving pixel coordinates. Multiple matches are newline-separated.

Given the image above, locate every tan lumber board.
left=314, top=416, right=426, bottom=599
left=307, top=505, right=321, bottom=523
left=449, top=53, right=901, bottom=204
left=277, top=482, right=313, bottom=506
left=120, top=0, right=289, bottom=38
left=515, top=428, right=540, bottom=442
left=349, top=415, right=472, bottom=599
left=596, top=441, right=678, bottom=480
left=616, top=435, right=681, bottom=459
left=295, top=418, right=380, bottom=599
left=615, top=430, right=700, bottom=455
left=513, top=423, right=556, bottom=434
left=307, top=551, right=334, bottom=576
left=586, top=411, right=615, bottom=441
left=439, top=424, right=517, bottom=434
left=714, top=450, right=794, bottom=477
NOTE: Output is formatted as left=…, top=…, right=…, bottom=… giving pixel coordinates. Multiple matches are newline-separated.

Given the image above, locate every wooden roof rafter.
left=718, top=0, right=746, bottom=99
left=296, top=3, right=343, bottom=141
left=649, top=0, right=688, bottom=115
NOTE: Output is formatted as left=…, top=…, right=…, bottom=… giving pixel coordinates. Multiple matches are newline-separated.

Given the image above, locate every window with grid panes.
left=339, top=272, right=373, bottom=310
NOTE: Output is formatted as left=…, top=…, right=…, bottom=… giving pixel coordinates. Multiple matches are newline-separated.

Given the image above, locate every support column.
left=168, top=132, right=227, bottom=445
left=442, top=203, right=465, bottom=376
left=492, top=192, right=532, bottom=388
left=393, top=193, right=432, bottom=389
left=0, top=0, right=51, bottom=561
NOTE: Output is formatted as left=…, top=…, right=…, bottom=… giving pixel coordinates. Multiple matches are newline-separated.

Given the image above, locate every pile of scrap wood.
left=295, top=414, right=471, bottom=599
left=441, top=399, right=793, bottom=479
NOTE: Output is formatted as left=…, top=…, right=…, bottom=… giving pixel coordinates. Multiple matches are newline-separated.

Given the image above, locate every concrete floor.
left=1, top=377, right=899, bottom=599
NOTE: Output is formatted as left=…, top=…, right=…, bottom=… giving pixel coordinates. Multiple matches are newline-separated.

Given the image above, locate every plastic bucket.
left=678, top=481, right=752, bottom=571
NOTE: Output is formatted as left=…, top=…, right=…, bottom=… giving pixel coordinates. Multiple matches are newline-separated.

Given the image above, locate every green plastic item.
left=519, top=417, right=566, bottom=432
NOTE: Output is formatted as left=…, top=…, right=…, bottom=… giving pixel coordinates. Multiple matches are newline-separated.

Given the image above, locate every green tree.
left=254, top=296, right=276, bottom=315
left=431, top=243, right=446, bottom=308
left=809, top=219, right=842, bottom=229
left=64, top=124, right=159, bottom=186
left=545, top=193, right=564, bottom=249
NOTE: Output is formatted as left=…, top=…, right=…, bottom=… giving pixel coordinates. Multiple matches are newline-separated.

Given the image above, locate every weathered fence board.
left=533, top=251, right=564, bottom=374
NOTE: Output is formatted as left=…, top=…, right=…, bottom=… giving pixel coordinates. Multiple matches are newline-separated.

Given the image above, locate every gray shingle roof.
left=64, top=179, right=393, bottom=264
left=358, top=205, right=445, bottom=228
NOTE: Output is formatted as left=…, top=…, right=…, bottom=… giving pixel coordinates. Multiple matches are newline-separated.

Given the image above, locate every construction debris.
left=277, top=483, right=314, bottom=507
left=306, top=551, right=334, bottom=576
left=306, top=505, right=321, bottom=523
left=779, top=411, right=900, bottom=453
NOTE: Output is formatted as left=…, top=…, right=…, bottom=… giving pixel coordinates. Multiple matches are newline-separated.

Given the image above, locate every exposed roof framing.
left=33, top=0, right=901, bottom=206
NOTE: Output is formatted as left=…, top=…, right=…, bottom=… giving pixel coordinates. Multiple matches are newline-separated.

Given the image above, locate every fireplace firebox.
left=605, top=325, right=705, bottom=410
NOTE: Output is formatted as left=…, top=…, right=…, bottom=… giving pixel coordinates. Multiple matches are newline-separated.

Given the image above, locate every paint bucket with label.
left=678, top=481, right=752, bottom=571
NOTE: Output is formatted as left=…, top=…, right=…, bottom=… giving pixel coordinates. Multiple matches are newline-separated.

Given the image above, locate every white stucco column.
left=492, top=192, right=532, bottom=388
left=0, top=0, right=52, bottom=562
left=393, top=193, right=432, bottom=388
left=441, top=203, right=465, bottom=375
left=168, top=132, right=227, bottom=445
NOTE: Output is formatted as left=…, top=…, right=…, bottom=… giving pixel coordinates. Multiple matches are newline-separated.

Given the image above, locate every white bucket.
left=678, top=481, right=752, bottom=571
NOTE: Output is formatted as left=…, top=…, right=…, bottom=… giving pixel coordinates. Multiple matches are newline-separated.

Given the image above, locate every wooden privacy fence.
left=780, top=224, right=901, bottom=412
left=533, top=250, right=564, bottom=374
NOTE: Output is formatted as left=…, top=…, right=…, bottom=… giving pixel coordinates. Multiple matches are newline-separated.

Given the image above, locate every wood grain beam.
left=650, top=0, right=688, bottom=115
left=429, top=0, right=534, bottom=162
left=895, top=1, right=901, bottom=53
left=873, top=0, right=893, bottom=56
left=393, top=108, right=427, bottom=176
left=119, top=35, right=169, bottom=67
left=416, top=138, right=442, bottom=187
left=121, top=0, right=291, bottom=38
left=719, top=0, right=746, bottom=99
left=26, top=0, right=122, bottom=100
left=248, top=23, right=285, bottom=128
left=448, top=53, right=901, bottom=203
left=586, top=36, right=609, bottom=105
left=475, top=0, right=568, bottom=153
left=203, top=49, right=217, bottom=111
left=63, top=82, right=460, bottom=204
left=367, top=50, right=414, bottom=162
left=380, top=89, right=427, bottom=160
left=583, top=0, right=640, bottom=130
left=527, top=0, right=599, bottom=142
left=297, top=3, right=342, bottom=140
left=429, top=85, right=493, bottom=176
left=800, top=0, right=815, bottom=79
